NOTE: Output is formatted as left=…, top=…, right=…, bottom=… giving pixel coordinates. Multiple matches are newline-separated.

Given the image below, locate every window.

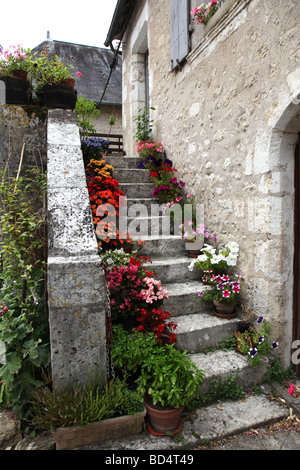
left=170, top=0, right=190, bottom=71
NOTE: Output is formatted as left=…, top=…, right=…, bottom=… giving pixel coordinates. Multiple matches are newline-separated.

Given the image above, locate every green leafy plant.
left=111, top=326, right=205, bottom=409
left=32, top=371, right=143, bottom=430
left=134, top=106, right=155, bottom=142
left=75, top=96, right=101, bottom=135
left=263, top=358, right=296, bottom=384
left=235, top=316, right=279, bottom=368
left=207, top=375, right=245, bottom=403
left=0, top=169, right=50, bottom=414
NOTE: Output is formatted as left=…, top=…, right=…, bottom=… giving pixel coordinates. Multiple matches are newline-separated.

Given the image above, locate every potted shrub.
left=0, top=45, right=32, bottom=104
left=134, top=106, right=155, bottom=149
left=198, top=272, right=243, bottom=318
left=111, top=327, right=205, bottom=435
left=29, top=46, right=81, bottom=109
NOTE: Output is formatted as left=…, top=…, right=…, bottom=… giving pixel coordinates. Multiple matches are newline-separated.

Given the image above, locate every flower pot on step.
left=144, top=396, right=183, bottom=435
left=213, top=300, right=237, bottom=319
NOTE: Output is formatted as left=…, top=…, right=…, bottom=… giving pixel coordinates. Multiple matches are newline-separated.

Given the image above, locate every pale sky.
left=1, top=0, right=119, bottom=51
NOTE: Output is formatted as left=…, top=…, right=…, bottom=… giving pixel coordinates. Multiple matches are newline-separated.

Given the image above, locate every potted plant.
left=29, top=46, right=81, bottom=109
left=188, top=241, right=240, bottom=275
left=234, top=313, right=279, bottom=368
left=179, top=221, right=216, bottom=257
left=136, top=337, right=205, bottom=434
left=190, top=0, right=220, bottom=26
left=31, top=371, right=146, bottom=450
left=198, top=272, right=243, bottom=318
left=134, top=106, right=155, bottom=149
left=0, top=45, right=32, bottom=104
left=111, top=327, right=205, bottom=435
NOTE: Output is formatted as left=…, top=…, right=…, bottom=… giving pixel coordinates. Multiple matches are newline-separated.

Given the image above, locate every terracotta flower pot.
left=62, top=77, right=75, bottom=87
left=213, top=300, right=237, bottom=319
left=12, top=69, right=28, bottom=81
left=144, top=397, right=183, bottom=435
left=186, top=249, right=201, bottom=258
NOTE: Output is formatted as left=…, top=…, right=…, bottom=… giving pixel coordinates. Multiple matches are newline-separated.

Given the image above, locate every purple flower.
left=249, top=348, right=258, bottom=357
left=258, top=336, right=264, bottom=344
left=257, top=316, right=264, bottom=324
left=271, top=341, right=279, bottom=349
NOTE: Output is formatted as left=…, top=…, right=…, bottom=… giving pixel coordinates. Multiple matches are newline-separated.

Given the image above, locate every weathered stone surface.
left=47, top=110, right=107, bottom=389
left=0, top=410, right=22, bottom=450
left=15, top=431, right=55, bottom=451
left=120, top=0, right=300, bottom=367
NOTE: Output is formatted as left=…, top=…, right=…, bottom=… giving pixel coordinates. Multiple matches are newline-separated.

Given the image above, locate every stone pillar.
left=47, top=109, right=107, bottom=389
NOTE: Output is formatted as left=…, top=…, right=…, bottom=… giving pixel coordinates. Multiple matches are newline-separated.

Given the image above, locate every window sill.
left=202, top=0, right=237, bottom=36
left=188, top=0, right=251, bottom=64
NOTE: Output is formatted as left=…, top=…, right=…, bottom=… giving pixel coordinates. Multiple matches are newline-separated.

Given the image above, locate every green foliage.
left=236, top=317, right=279, bottom=368
left=75, top=96, right=101, bottom=135
left=134, top=106, right=155, bottom=141
left=111, top=325, right=205, bottom=409
left=263, top=358, right=296, bottom=384
left=32, top=372, right=144, bottom=430
left=207, top=375, right=245, bottom=403
left=0, top=169, right=50, bottom=414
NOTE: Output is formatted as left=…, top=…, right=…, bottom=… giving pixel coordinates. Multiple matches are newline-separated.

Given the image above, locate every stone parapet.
left=47, top=109, right=106, bottom=389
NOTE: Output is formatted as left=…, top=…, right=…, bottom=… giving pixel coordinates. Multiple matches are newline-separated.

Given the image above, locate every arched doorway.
left=265, top=99, right=300, bottom=371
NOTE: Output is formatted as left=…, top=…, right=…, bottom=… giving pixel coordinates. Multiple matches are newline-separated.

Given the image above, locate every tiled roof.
left=32, top=40, right=122, bottom=105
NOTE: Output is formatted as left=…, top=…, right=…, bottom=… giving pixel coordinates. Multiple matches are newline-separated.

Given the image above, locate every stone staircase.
left=110, top=155, right=268, bottom=394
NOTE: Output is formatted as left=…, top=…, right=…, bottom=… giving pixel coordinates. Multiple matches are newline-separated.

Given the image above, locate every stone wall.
left=121, top=0, right=300, bottom=366
left=92, top=104, right=122, bottom=135
left=47, top=109, right=107, bottom=389
left=0, top=104, right=47, bottom=177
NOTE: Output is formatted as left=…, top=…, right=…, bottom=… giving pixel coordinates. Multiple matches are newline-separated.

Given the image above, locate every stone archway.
left=266, top=98, right=300, bottom=371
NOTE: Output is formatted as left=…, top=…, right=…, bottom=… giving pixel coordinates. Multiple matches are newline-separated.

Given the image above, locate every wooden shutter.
left=170, top=0, right=190, bottom=71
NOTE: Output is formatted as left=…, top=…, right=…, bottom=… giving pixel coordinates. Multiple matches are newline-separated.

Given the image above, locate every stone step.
left=143, top=255, right=200, bottom=281
left=174, top=312, right=240, bottom=353
left=190, top=349, right=269, bottom=395
left=126, top=197, right=160, bottom=211
left=127, top=215, right=171, bottom=237
left=108, top=156, right=139, bottom=169
left=90, top=392, right=290, bottom=450
left=134, top=235, right=186, bottom=256
left=114, top=168, right=149, bottom=183
left=119, top=182, right=155, bottom=198
left=163, top=280, right=208, bottom=316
